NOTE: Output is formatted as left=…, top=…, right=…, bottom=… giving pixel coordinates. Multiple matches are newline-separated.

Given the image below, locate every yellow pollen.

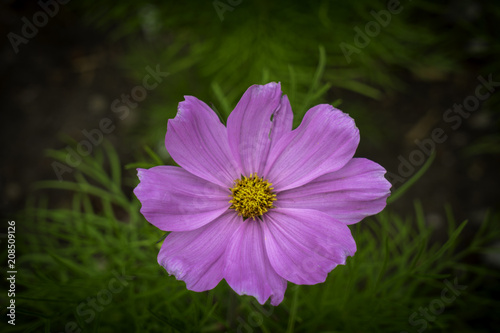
left=229, top=173, right=276, bottom=220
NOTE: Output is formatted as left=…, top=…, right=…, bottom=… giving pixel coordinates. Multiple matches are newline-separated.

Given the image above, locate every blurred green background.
left=1, top=0, right=500, bottom=332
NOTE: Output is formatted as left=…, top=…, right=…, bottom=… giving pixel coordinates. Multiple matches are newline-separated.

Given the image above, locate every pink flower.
left=134, top=82, right=391, bottom=305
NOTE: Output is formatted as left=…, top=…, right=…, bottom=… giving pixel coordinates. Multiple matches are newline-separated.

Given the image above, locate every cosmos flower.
left=134, top=82, right=391, bottom=305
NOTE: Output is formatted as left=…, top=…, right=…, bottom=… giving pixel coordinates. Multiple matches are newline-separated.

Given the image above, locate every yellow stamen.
left=229, top=173, right=276, bottom=220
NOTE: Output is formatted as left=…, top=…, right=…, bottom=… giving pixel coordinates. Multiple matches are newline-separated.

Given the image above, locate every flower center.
left=229, top=174, right=276, bottom=220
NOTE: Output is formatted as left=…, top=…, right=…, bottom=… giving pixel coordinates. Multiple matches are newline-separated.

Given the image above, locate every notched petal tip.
left=157, top=212, right=241, bottom=292
left=165, top=94, right=240, bottom=187
left=263, top=209, right=356, bottom=286
left=227, top=81, right=292, bottom=175
left=264, top=104, right=360, bottom=191
left=135, top=168, right=148, bottom=181
left=133, top=166, right=230, bottom=232
left=223, top=220, right=287, bottom=306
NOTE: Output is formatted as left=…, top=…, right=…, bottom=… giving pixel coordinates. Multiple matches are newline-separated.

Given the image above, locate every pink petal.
left=166, top=96, right=240, bottom=187
left=158, top=211, right=241, bottom=292
left=134, top=166, right=230, bottom=231
left=227, top=82, right=293, bottom=176
left=276, top=158, right=391, bottom=224
left=263, top=208, right=356, bottom=285
left=264, top=104, right=360, bottom=191
left=223, top=219, right=287, bottom=305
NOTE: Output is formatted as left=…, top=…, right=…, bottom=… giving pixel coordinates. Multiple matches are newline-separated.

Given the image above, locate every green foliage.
left=69, top=0, right=459, bottom=148
left=8, top=142, right=498, bottom=333
left=8, top=1, right=500, bottom=332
